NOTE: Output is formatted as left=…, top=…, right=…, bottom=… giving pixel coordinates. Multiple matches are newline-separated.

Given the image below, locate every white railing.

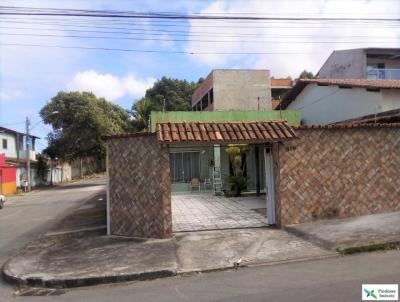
left=367, top=68, right=400, bottom=80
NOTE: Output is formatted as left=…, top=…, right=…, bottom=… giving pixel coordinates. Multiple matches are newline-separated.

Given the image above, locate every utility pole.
left=25, top=116, right=31, bottom=191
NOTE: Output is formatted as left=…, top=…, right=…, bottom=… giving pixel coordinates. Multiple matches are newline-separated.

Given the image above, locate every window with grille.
left=169, top=151, right=200, bottom=182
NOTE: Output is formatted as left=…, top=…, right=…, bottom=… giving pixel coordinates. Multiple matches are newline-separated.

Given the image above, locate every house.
left=153, top=69, right=300, bottom=194
left=151, top=110, right=300, bottom=194
left=279, top=79, right=400, bottom=125
left=0, top=153, right=16, bottom=195
left=278, top=48, right=400, bottom=125
left=0, top=126, right=39, bottom=188
left=317, top=48, right=400, bottom=80
left=105, top=68, right=400, bottom=239
left=192, top=69, right=272, bottom=111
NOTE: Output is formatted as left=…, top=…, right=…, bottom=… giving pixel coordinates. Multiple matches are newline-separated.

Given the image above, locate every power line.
left=3, top=18, right=399, bottom=31
left=3, top=25, right=400, bottom=40
left=1, top=6, right=399, bottom=21
left=0, top=43, right=326, bottom=55
left=3, top=32, right=399, bottom=44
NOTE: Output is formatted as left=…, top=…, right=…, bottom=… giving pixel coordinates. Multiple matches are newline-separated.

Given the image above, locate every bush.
left=228, top=175, right=247, bottom=197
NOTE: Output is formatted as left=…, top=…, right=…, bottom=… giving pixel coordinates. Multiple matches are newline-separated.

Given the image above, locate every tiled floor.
left=172, top=193, right=268, bottom=232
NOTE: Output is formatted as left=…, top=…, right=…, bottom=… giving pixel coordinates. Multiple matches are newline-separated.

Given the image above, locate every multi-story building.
left=317, top=48, right=400, bottom=80
left=191, top=69, right=272, bottom=111
left=0, top=126, right=38, bottom=189
left=279, top=48, right=400, bottom=125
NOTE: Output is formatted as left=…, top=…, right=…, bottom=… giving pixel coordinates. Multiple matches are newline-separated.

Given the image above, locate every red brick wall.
left=278, top=126, right=400, bottom=225
left=107, top=134, right=172, bottom=238
left=192, top=71, right=213, bottom=105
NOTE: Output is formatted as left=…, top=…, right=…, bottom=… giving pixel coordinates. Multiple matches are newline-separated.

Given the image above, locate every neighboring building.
left=279, top=79, right=400, bottom=125
left=0, top=153, right=17, bottom=195
left=271, top=77, right=293, bottom=109
left=317, top=48, right=400, bottom=80
left=192, top=69, right=272, bottom=111
left=0, top=126, right=39, bottom=188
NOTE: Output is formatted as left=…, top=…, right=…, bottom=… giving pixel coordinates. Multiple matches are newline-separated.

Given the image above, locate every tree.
left=131, top=77, right=201, bottom=131
left=36, top=154, right=49, bottom=184
left=40, top=91, right=131, bottom=161
left=299, top=70, right=315, bottom=79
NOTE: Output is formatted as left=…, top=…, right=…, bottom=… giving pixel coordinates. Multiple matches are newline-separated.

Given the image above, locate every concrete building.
left=280, top=79, right=400, bottom=125
left=192, top=69, right=272, bottom=111
left=317, top=48, right=400, bottom=80
left=0, top=126, right=39, bottom=188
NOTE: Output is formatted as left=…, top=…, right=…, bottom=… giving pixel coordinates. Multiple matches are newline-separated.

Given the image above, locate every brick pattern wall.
left=279, top=127, right=400, bottom=225
left=107, top=134, right=172, bottom=238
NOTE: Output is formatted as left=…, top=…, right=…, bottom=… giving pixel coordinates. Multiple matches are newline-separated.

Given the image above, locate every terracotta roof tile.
left=156, top=121, right=297, bottom=143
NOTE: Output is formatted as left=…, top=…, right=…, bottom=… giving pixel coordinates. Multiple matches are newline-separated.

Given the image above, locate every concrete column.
left=213, top=144, right=221, bottom=169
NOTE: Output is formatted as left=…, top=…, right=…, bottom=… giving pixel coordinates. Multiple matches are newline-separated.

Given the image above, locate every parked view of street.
left=0, top=177, right=106, bottom=300
left=1, top=0, right=400, bottom=301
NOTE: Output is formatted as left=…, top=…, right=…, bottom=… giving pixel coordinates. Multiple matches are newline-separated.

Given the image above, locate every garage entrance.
left=172, top=193, right=267, bottom=232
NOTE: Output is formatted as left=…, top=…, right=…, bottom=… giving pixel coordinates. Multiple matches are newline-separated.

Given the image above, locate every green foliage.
left=36, top=154, right=49, bottom=183
left=132, top=77, right=201, bottom=131
left=227, top=175, right=247, bottom=197
left=299, top=70, right=315, bottom=79
left=40, top=91, right=131, bottom=161
left=225, top=144, right=250, bottom=196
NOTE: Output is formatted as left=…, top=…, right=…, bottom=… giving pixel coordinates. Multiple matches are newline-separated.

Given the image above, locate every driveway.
left=172, top=193, right=268, bottom=232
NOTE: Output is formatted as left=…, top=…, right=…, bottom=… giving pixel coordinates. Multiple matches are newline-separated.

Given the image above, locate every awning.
left=156, top=121, right=297, bottom=144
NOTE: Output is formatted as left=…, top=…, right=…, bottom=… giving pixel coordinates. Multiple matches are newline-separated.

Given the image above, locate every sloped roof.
left=279, top=79, right=400, bottom=109
left=156, top=121, right=297, bottom=143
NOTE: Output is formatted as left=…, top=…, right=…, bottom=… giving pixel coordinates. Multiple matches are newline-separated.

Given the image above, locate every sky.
left=1, top=0, right=400, bottom=151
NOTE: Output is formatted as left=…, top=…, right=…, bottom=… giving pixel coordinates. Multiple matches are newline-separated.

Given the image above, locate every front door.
left=264, top=146, right=276, bottom=225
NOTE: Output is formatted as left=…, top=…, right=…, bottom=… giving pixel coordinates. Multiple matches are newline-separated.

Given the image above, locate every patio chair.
left=190, top=177, right=201, bottom=192
left=204, top=178, right=212, bottom=191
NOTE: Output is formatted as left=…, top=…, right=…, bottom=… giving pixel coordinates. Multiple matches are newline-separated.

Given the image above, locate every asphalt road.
left=0, top=177, right=106, bottom=300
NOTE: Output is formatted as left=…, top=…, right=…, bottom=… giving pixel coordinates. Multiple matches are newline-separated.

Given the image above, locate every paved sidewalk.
left=172, top=194, right=267, bottom=232
left=3, top=228, right=335, bottom=288
left=285, top=211, right=400, bottom=252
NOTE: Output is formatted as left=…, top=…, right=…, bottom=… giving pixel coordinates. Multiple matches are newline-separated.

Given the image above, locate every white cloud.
left=186, top=0, right=400, bottom=77
left=0, top=90, right=23, bottom=102
left=67, top=70, right=156, bottom=101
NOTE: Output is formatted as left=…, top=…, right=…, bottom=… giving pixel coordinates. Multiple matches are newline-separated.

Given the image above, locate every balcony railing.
left=367, top=68, right=400, bottom=80
left=18, top=150, right=37, bottom=161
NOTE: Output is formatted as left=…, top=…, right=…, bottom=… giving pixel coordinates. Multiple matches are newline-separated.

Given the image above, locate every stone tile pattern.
left=172, top=194, right=267, bottom=232
left=107, top=134, right=172, bottom=238
left=279, top=127, right=400, bottom=225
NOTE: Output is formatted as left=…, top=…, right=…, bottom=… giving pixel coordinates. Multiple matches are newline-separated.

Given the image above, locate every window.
left=2, top=139, right=7, bottom=149
left=169, top=152, right=200, bottom=182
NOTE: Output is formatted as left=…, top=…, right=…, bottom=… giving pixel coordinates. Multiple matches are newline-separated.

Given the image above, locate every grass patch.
left=339, top=242, right=399, bottom=255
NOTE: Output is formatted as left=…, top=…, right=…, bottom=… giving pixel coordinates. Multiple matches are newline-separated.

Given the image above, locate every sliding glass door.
left=170, top=151, right=200, bottom=182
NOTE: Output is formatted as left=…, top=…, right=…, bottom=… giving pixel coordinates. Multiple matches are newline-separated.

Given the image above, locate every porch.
left=172, top=193, right=267, bottom=232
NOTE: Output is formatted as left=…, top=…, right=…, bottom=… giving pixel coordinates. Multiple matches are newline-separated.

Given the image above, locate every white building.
left=279, top=79, right=400, bottom=125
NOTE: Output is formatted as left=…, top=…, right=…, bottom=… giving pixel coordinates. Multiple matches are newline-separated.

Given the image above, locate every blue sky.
left=1, top=0, right=399, bottom=151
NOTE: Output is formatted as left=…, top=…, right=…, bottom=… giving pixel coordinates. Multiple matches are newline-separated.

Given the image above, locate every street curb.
left=2, top=260, right=177, bottom=288
left=338, top=241, right=400, bottom=255
left=284, top=226, right=400, bottom=255
left=2, top=252, right=340, bottom=289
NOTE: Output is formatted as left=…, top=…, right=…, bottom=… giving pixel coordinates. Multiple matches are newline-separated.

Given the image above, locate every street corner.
left=2, top=233, right=178, bottom=288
